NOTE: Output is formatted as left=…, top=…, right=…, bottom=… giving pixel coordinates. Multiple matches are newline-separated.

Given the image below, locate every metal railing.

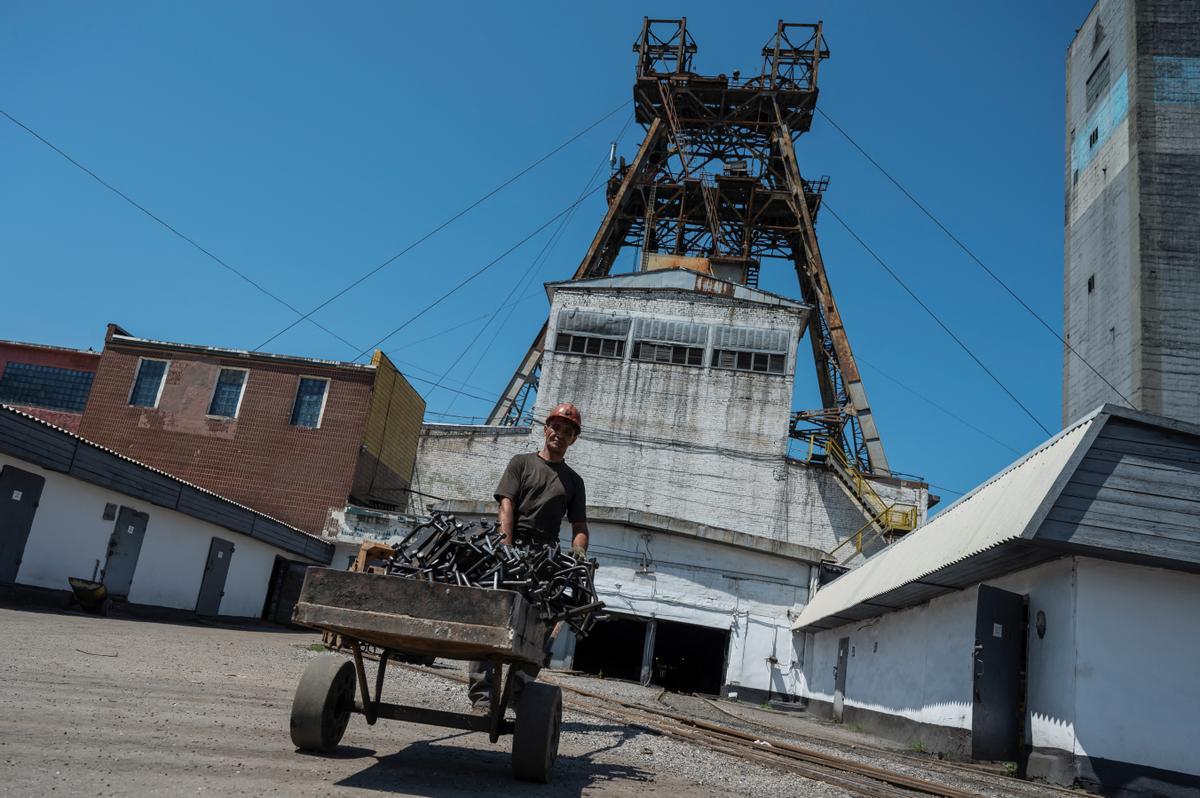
left=790, top=435, right=919, bottom=564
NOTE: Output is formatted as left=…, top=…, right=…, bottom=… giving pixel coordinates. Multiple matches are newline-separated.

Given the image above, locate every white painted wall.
left=415, top=283, right=926, bottom=558
left=1073, top=559, right=1200, bottom=776
left=447, top=508, right=809, bottom=696
left=803, top=584, right=977, bottom=730
left=801, top=555, right=1200, bottom=778
left=801, top=558, right=1079, bottom=747
left=3, top=452, right=318, bottom=617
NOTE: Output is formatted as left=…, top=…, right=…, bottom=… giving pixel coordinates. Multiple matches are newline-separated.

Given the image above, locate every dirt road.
left=0, top=606, right=852, bottom=797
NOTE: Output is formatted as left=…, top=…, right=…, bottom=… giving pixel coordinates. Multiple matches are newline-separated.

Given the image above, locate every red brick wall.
left=0, top=341, right=101, bottom=433
left=78, top=341, right=374, bottom=534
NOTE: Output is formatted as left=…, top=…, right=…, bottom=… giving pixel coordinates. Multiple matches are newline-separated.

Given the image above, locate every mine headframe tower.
left=488, top=18, right=890, bottom=477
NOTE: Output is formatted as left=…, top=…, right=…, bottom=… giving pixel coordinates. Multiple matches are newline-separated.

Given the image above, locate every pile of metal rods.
left=385, top=512, right=606, bottom=638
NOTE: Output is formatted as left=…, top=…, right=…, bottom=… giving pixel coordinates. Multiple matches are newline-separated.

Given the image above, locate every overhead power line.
left=436, top=116, right=636, bottom=410
left=3, top=102, right=627, bottom=380
left=816, top=106, right=1133, bottom=408
left=0, top=108, right=363, bottom=352
left=856, top=355, right=1023, bottom=455
left=253, top=99, right=631, bottom=352
left=350, top=182, right=607, bottom=361
left=821, top=200, right=1053, bottom=437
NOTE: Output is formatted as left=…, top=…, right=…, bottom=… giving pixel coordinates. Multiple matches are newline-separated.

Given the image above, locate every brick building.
left=78, top=324, right=424, bottom=535
left=0, top=340, right=101, bottom=432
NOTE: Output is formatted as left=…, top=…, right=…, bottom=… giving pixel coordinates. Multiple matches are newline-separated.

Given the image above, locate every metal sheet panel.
left=713, top=325, right=790, bottom=353
left=557, top=309, right=632, bottom=338
left=195, top=537, right=235, bottom=616
left=103, top=506, right=149, bottom=598
left=0, top=466, right=44, bottom=584
left=177, top=488, right=254, bottom=535
left=70, top=445, right=181, bottom=508
left=793, top=415, right=1098, bottom=631
left=633, top=316, right=709, bottom=346
left=544, top=268, right=809, bottom=311
left=0, top=407, right=77, bottom=472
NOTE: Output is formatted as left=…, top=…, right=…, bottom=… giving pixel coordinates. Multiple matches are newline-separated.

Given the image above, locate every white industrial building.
left=0, top=405, right=333, bottom=618
left=794, top=404, right=1200, bottom=797
left=415, top=268, right=929, bottom=701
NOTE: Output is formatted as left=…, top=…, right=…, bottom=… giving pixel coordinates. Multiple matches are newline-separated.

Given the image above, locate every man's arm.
left=570, top=520, right=589, bottom=555
left=498, top=497, right=516, bottom=546
left=568, top=473, right=588, bottom=558
left=494, top=455, right=523, bottom=547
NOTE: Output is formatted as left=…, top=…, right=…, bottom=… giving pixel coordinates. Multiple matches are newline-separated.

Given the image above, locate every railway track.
left=551, top=680, right=981, bottom=798
left=692, top=696, right=1084, bottom=798
left=392, top=660, right=981, bottom=798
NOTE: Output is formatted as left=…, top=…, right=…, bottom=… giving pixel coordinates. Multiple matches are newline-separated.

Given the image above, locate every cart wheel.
left=512, top=683, right=562, bottom=782
left=290, top=654, right=356, bottom=752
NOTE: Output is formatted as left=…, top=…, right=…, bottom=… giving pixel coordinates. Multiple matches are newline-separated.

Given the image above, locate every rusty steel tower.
left=489, top=18, right=890, bottom=476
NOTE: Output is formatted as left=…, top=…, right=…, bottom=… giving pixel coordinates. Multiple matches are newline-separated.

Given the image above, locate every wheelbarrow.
left=288, top=567, right=562, bottom=782
left=67, top=577, right=110, bottom=615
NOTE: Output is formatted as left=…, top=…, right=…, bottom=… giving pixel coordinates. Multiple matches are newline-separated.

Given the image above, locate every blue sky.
left=2, top=1, right=1097, bottom=503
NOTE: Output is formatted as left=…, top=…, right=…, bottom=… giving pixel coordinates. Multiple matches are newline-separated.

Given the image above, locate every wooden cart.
left=289, top=567, right=561, bottom=782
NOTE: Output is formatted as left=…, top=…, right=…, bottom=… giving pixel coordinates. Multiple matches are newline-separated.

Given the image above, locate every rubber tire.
left=512, top=683, right=562, bottom=782
left=290, top=655, right=356, bottom=752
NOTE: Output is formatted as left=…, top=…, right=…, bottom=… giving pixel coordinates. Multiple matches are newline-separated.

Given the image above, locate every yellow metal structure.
left=799, top=435, right=919, bottom=564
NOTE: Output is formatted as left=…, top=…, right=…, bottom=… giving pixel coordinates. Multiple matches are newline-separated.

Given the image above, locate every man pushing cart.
left=286, top=402, right=596, bottom=783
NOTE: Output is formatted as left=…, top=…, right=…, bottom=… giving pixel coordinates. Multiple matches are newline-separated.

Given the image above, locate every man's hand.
left=570, top=544, right=588, bottom=562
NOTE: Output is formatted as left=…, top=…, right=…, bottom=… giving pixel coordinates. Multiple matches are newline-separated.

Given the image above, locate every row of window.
left=0, top=362, right=95, bottom=413
left=129, top=358, right=330, bottom=428
left=553, top=310, right=791, bottom=375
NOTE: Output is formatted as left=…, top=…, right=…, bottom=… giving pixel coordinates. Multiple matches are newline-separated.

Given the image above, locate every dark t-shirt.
left=494, top=452, right=586, bottom=545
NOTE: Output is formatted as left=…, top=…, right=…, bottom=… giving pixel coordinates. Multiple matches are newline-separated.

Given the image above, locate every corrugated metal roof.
left=793, top=411, right=1101, bottom=631
left=557, top=309, right=633, bottom=338
left=544, top=268, right=809, bottom=311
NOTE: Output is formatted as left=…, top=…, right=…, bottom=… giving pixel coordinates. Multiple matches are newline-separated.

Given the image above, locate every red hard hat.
left=546, top=402, right=582, bottom=432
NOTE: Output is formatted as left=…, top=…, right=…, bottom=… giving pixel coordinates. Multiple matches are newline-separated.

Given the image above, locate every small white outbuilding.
left=0, top=405, right=332, bottom=618
left=793, top=404, right=1200, bottom=798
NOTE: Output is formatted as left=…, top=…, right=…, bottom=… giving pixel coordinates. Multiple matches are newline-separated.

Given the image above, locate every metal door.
left=0, top=466, right=45, bottom=584
left=971, top=585, right=1025, bottom=760
left=102, top=507, right=149, bottom=598
left=833, top=636, right=850, bottom=721
left=195, top=537, right=235, bottom=616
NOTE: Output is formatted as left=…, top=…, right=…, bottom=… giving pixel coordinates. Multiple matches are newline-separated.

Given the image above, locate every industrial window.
left=207, top=368, right=248, bottom=418
left=711, top=325, right=789, bottom=375
left=632, top=341, right=704, bottom=365
left=556, top=334, right=625, bottom=358
left=290, top=377, right=329, bottom=428
left=1088, top=127, right=1099, bottom=148
left=553, top=309, right=630, bottom=360
left=631, top=317, right=708, bottom=368
left=0, top=362, right=94, bottom=413
left=1085, top=51, right=1110, bottom=111
left=129, top=358, right=168, bottom=408
left=1088, top=274, right=1095, bottom=293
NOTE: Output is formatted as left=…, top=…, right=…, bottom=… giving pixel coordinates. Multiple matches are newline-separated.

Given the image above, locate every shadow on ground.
left=331, top=721, right=654, bottom=796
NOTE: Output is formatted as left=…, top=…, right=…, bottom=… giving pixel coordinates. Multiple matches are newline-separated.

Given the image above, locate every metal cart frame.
left=288, top=567, right=562, bottom=782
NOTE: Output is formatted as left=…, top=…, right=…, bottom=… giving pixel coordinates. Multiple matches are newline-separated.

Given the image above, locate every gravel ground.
left=0, top=606, right=851, bottom=797
left=0, top=605, right=1078, bottom=797
left=542, top=674, right=1079, bottom=798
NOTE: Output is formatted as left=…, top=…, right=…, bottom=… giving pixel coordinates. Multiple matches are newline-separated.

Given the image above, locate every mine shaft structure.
left=489, top=18, right=890, bottom=477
